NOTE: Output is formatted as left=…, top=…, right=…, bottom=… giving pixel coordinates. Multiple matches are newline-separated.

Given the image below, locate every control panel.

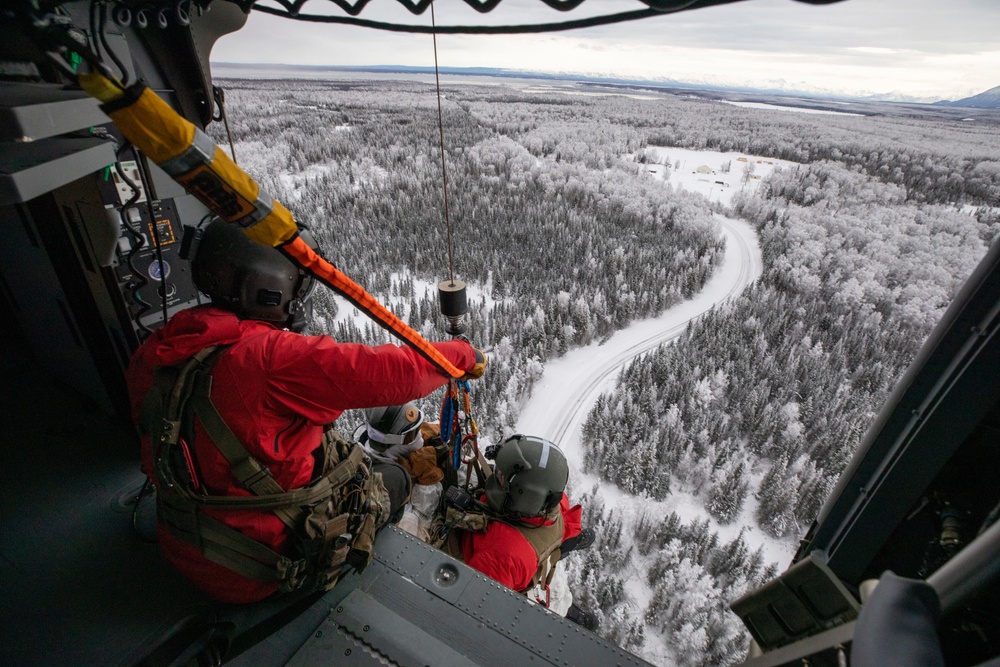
left=108, top=194, right=205, bottom=334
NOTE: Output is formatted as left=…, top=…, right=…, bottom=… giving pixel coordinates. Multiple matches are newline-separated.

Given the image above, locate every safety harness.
left=140, top=345, right=389, bottom=594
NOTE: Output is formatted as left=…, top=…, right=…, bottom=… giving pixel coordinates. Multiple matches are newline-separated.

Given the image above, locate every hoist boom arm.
left=78, top=70, right=466, bottom=379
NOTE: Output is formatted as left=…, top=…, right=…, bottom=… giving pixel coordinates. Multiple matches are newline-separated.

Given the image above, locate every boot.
left=561, top=527, right=595, bottom=555
left=565, top=603, right=598, bottom=630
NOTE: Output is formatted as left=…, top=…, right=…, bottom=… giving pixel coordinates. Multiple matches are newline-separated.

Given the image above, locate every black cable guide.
left=244, top=0, right=846, bottom=34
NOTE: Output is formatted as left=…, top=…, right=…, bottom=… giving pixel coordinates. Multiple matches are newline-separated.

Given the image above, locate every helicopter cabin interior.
left=2, top=1, right=1000, bottom=666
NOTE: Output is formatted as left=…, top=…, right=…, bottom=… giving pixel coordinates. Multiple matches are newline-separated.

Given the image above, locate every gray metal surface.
left=280, top=527, right=654, bottom=667
left=0, top=83, right=108, bottom=142
left=314, top=587, right=478, bottom=667
left=731, top=553, right=859, bottom=651
left=740, top=622, right=854, bottom=667
left=0, top=138, right=115, bottom=205
left=287, top=617, right=396, bottom=667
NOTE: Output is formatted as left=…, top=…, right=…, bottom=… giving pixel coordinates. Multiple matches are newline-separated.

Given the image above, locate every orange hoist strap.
left=279, top=236, right=464, bottom=379
left=81, top=72, right=463, bottom=379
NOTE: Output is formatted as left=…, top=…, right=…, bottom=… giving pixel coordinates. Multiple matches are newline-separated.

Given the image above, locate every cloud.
left=211, top=0, right=1000, bottom=99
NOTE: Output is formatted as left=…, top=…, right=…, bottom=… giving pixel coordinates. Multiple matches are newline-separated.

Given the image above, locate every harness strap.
left=156, top=486, right=299, bottom=584
left=190, top=370, right=300, bottom=529
left=146, top=344, right=381, bottom=593
left=508, top=509, right=564, bottom=592
left=528, top=532, right=563, bottom=591
left=155, top=346, right=222, bottom=450
left=160, top=445, right=366, bottom=512
left=196, top=512, right=305, bottom=586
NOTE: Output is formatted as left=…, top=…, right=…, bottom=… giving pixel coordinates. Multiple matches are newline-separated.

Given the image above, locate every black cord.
left=97, top=1, right=131, bottom=85
left=250, top=4, right=706, bottom=33
left=430, top=3, right=455, bottom=284
left=107, top=139, right=156, bottom=338
left=213, top=86, right=238, bottom=163
left=132, top=153, right=172, bottom=329
left=131, top=477, right=158, bottom=543
left=89, top=0, right=101, bottom=56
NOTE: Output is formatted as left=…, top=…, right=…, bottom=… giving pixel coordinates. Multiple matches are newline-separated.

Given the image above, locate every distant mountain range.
left=935, top=85, right=1000, bottom=109
left=213, top=63, right=1000, bottom=109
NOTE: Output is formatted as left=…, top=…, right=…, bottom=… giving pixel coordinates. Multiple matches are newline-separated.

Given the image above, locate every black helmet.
left=189, top=220, right=316, bottom=332
left=353, top=402, right=424, bottom=455
left=485, top=435, right=568, bottom=518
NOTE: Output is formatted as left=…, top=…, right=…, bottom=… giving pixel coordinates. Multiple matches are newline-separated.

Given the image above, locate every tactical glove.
left=461, top=347, right=487, bottom=381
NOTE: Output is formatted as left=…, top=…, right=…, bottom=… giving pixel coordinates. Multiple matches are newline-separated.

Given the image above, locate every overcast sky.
left=211, top=0, right=999, bottom=101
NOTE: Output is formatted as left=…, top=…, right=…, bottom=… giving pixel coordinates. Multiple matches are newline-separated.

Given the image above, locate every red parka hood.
left=133, top=306, right=263, bottom=368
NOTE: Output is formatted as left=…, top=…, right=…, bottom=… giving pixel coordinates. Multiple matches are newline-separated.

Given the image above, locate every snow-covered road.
left=514, top=209, right=778, bottom=667
left=516, top=212, right=763, bottom=467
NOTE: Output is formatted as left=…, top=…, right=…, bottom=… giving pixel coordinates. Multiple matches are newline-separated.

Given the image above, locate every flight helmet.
left=353, top=403, right=425, bottom=458
left=190, top=220, right=317, bottom=332
left=485, top=435, right=568, bottom=518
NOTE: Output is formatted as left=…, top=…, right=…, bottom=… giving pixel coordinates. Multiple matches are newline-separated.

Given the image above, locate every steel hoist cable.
left=428, top=4, right=482, bottom=484
left=431, top=1, right=455, bottom=284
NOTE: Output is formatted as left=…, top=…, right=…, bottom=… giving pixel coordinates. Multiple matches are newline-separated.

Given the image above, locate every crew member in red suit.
left=445, top=435, right=587, bottom=609
left=127, top=220, right=485, bottom=603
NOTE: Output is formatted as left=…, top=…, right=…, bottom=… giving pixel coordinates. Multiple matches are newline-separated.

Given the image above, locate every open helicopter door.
left=0, top=2, right=656, bottom=665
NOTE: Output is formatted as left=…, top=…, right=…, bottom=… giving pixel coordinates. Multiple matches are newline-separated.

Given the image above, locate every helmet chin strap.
left=364, top=432, right=425, bottom=462
left=380, top=432, right=425, bottom=461
left=285, top=295, right=311, bottom=332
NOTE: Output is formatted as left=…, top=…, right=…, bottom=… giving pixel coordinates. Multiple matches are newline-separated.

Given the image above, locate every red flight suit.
left=127, top=305, right=475, bottom=603
left=461, top=494, right=583, bottom=592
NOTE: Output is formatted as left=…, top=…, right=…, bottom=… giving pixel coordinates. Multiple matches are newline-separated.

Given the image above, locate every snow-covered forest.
left=210, top=76, right=1000, bottom=666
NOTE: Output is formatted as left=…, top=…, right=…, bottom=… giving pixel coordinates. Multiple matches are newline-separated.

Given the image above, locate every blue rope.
left=441, top=381, right=472, bottom=470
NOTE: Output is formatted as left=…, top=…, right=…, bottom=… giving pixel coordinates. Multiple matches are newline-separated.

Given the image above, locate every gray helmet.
left=354, top=403, right=424, bottom=454
left=485, top=435, right=568, bottom=518
left=189, top=220, right=317, bottom=332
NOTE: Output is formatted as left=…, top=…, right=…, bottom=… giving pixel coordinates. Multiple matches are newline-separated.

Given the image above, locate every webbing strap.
left=196, top=512, right=303, bottom=584
left=190, top=371, right=300, bottom=529
left=157, top=492, right=295, bottom=584
left=323, top=443, right=366, bottom=489
left=157, top=346, right=222, bottom=447
left=513, top=509, right=564, bottom=591
left=532, top=538, right=563, bottom=590
left=155, top=437, right=366, bottom=514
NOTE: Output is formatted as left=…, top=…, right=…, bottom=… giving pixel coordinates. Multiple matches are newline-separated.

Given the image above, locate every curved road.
left=515, top=213, right=763, bottom=463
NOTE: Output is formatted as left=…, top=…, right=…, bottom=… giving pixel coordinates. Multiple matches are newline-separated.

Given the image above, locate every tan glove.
left=461, top=347, right=487, bottom=381
left=401, top=447, right=445, bottom=485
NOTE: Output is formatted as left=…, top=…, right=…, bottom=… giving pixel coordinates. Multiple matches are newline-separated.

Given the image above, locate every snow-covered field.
left=640, top=146, right=796, bottom=206
left=719, top=100, right=863, bottom=117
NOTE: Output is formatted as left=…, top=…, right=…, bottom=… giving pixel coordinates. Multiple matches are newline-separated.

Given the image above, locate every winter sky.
left=211, top=0, right=999, bottom=102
